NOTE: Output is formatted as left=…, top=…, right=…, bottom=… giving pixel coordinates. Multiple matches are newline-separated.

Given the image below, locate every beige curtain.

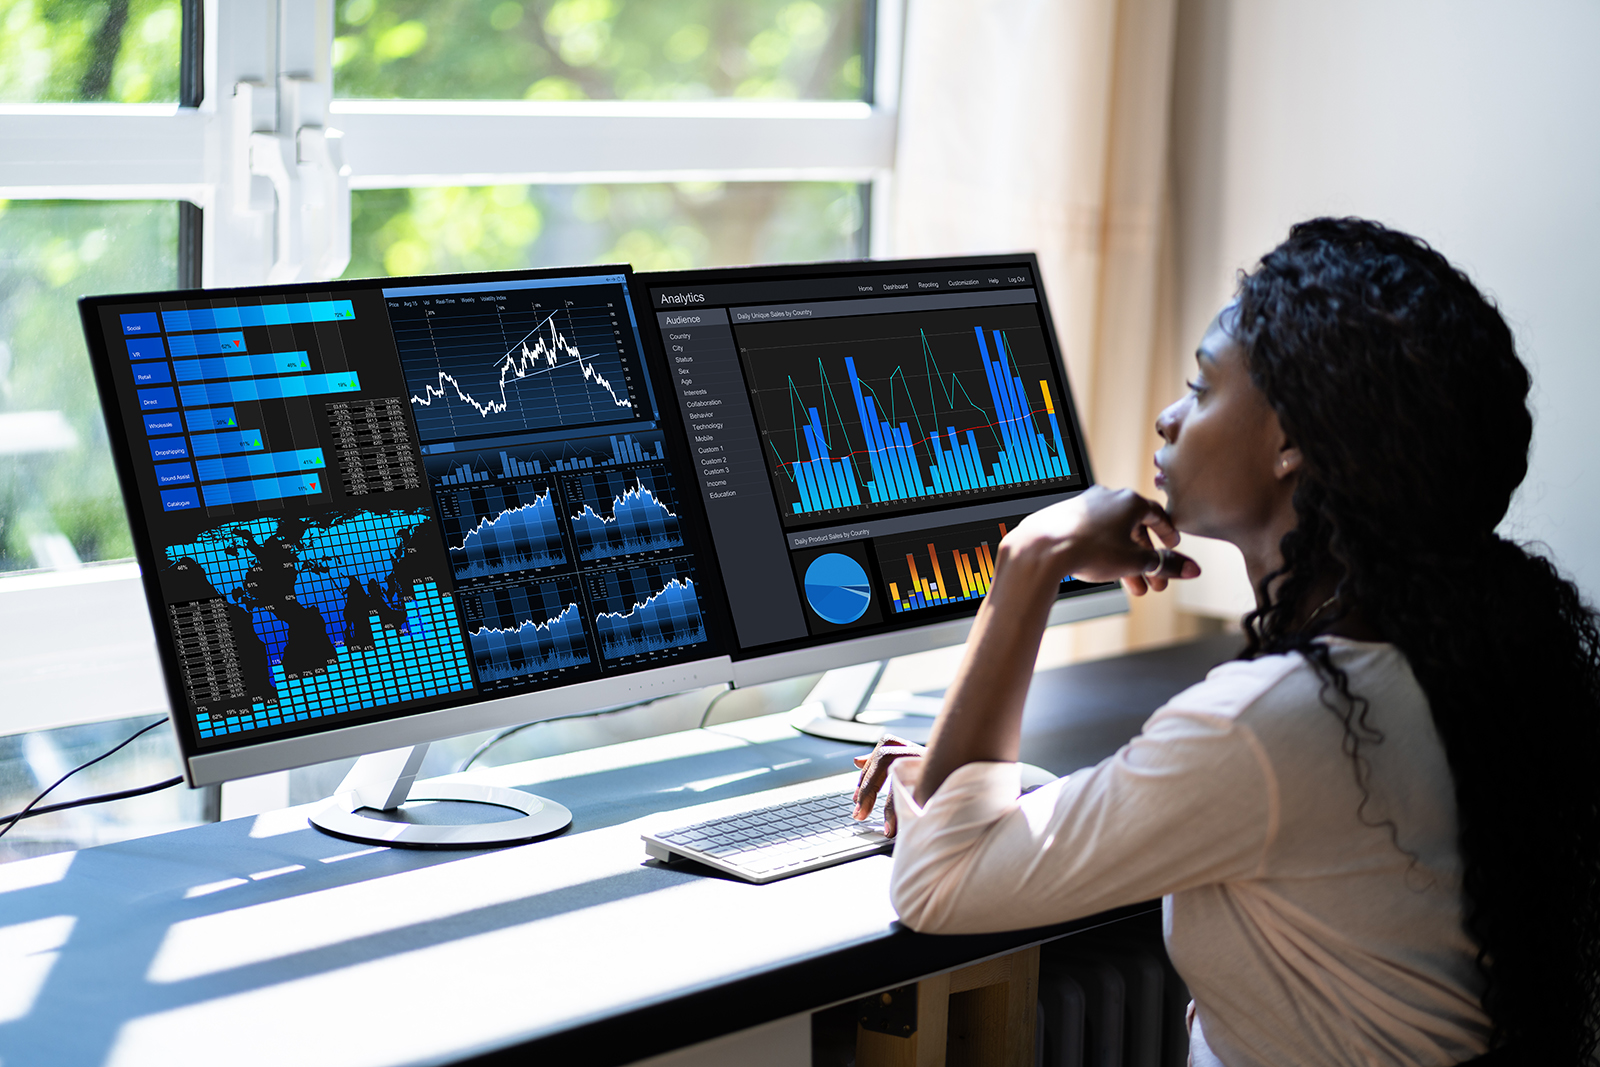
left=890, top=0, right=1196, bottom=658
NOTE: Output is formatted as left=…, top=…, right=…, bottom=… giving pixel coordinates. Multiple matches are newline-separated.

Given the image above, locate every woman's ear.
left=1275, top=446, right=1303, bottom=480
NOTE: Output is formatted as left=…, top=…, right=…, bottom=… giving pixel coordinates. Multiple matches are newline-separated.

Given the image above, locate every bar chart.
left=875, top=517, right=1020, bottom=614
left=565, top=468, right=684, bottom=561
left=440, top=483, right=567, bottom=579
left=739, top=304, right=1081, bottom=526
left=433, top=432, right=666, bottom=486
left=586, top=560, right=707, bottom=661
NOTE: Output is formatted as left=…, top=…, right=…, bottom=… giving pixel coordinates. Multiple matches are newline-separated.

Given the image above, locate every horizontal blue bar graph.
left=167, top=332, right=246, bottom=357
left=184, top=407, right=238, bottom=432
left=188, top=430, right=264, bottom=457
left=178, top=371, right=361, bottom=406
left=122, top=312, right=160, bottom=335
left=196, top=448, right=325, bottom=483
left=126, top=336, right=166, bottom=361
left=161, top=300, right=355, bottom=333
left=200, top=472, right=323, bottom=507
left=172, top=352, right=313, bottom=381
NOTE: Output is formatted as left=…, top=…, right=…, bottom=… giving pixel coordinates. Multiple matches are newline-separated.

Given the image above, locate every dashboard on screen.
left=638, top=255, right=1105, bottom=663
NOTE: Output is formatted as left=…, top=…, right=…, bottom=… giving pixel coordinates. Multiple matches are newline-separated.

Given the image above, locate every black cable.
left=698, top=686, right=737, bottom=729
left=0, top=776, right=183, bottom=828
left=0, top=717, right=170, bottom=840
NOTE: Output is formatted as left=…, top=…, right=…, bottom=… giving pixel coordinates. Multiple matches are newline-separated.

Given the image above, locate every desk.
left=0, top=634, right=1238, bottom=1067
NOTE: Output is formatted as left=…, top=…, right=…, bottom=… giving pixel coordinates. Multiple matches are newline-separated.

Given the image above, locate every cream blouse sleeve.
left=887, top=702, right=1280, bottom=934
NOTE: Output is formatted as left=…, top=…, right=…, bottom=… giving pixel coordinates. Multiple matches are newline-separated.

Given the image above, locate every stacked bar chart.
left=441, top=483, right=566, bottom=579
left=565, top=469, right=684, bottom=561
left=586, top=561, right=707, bottom=660
left=739, top=304, right=1081, bottom=525
left=463, top=578, right=592, bottom=684
left=875, top=518, right=1019, bottom=614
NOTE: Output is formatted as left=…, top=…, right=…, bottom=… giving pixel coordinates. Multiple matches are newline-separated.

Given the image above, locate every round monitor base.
left=310, top=782, right=572, bottom=849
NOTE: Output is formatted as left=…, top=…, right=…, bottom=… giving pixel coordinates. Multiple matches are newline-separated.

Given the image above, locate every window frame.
left=0, top=0, right=903, bottom=737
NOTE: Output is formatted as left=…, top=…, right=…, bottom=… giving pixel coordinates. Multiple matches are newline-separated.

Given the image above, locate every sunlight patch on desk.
left=112, top=860, right=897, bottom=1067
left=0, top=915, right=75, bottom=1024
left=145, top=827, right=650, bottom=984
left=438, top=726, right=752, bottom=791
left=248, top=808, right=314, bottom=839
left=184, top=878, right=249, bottom=900
left=319, top=846, right=387, bottom=864
left=0, top=850, right=74, bottom=895
left=249, top=864, right=305, bottom=881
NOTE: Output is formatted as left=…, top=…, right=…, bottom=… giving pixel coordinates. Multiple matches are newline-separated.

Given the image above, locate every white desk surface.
left=0, top=635, right=1235, bottom=1067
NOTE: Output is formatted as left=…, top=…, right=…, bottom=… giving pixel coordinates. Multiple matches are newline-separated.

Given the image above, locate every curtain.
left=889, top=0, right=1198, bottom=659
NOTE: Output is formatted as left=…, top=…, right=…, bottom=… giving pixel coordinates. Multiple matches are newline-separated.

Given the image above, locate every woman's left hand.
left=852, top=734, right=925, bottom=837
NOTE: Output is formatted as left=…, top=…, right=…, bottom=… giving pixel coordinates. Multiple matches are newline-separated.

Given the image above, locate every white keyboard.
left=641, top=787, right=891, bottom=884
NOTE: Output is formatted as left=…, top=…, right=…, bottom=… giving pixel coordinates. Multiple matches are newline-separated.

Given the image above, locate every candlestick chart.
left=737, top=304, right=1081, bottom=527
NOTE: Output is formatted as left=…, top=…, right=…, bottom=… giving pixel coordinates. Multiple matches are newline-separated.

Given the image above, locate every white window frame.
left=0, top=0, right=904, bottom=736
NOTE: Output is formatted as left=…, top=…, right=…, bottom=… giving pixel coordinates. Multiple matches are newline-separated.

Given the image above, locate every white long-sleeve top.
left=888, top=638, right=1492, bottom=1067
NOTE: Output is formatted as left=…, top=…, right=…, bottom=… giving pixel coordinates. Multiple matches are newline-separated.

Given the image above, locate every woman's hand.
left=852, top=734, right=925, bottom=838
left=1003, top=486, right=1200, bottom=596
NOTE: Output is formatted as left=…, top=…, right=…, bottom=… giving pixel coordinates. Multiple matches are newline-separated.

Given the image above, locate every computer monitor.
left=637, top=255, right=1126, bottom=705
left=79, top=254, right=1120, bottom=849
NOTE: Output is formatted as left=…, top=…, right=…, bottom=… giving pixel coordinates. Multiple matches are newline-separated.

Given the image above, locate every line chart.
left=390, top=282, right=645, bottom=443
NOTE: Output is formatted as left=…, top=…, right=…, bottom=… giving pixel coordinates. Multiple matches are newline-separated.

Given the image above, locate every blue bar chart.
left=161, top=299, right=355, bottom=332
left=432, top=432, right=669, bottom=486
left=565, top=469, right=684, bottom=561
left=738, top=305, right=1082, bottom=526
left=586, top=561, right=707, bottom=661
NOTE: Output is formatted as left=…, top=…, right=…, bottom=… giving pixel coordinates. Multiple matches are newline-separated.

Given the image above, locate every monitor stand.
left=309, top=743, right=572, bottom=849
left=788, top=661, right=941, bottom=746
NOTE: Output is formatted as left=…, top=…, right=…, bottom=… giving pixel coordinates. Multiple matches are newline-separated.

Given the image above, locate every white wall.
left=1170, top=0, right=1600, bottom=605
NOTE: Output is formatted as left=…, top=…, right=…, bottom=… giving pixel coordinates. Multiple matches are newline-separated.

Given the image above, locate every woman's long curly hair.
left=1233, top=217, right=1600, bottom=1063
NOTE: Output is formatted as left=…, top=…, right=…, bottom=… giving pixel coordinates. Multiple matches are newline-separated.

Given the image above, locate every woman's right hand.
left=852, top=734, right=925, bottom=837
left=1002, top=486, right=1199, bottom=597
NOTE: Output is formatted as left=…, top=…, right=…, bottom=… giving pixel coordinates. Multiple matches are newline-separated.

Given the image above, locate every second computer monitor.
left=639, top=254, right=1125, bottom=685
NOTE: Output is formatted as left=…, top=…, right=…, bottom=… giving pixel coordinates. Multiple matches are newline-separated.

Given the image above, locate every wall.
left=1169, top=0, right=1600, bottom=611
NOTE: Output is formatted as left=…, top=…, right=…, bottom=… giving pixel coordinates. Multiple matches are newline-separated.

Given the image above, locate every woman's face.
left=1154, top=311, right=1299, bottom=549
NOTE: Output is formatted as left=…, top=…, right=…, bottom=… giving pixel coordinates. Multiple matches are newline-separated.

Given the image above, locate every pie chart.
left=804, top=552, right=873, bottom=625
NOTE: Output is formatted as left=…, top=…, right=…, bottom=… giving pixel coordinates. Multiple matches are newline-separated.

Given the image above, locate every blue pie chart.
left=804, top=552, right=873, bottom=625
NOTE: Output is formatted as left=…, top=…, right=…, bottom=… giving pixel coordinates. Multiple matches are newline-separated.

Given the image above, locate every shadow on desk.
left=0, top=634, right=1239, bottom=1067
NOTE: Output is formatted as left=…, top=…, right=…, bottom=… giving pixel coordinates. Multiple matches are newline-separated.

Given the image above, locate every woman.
left=852, top=219, right=1600, bottom=1066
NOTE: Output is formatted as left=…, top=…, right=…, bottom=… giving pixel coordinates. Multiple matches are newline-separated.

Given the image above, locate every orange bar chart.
left=875, top=518, right=1016, bottom=614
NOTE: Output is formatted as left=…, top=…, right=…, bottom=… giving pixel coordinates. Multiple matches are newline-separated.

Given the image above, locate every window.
left=0, top=0, right=902, bottom=849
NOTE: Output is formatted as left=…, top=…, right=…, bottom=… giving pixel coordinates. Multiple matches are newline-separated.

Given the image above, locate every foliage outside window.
left=0, top=0, right=181, bottom=103
left=333, top=0, right=868, bottom=100
left=346, top=181, right=866, bottom=279
left=0, top=201, right=176, bottom=572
